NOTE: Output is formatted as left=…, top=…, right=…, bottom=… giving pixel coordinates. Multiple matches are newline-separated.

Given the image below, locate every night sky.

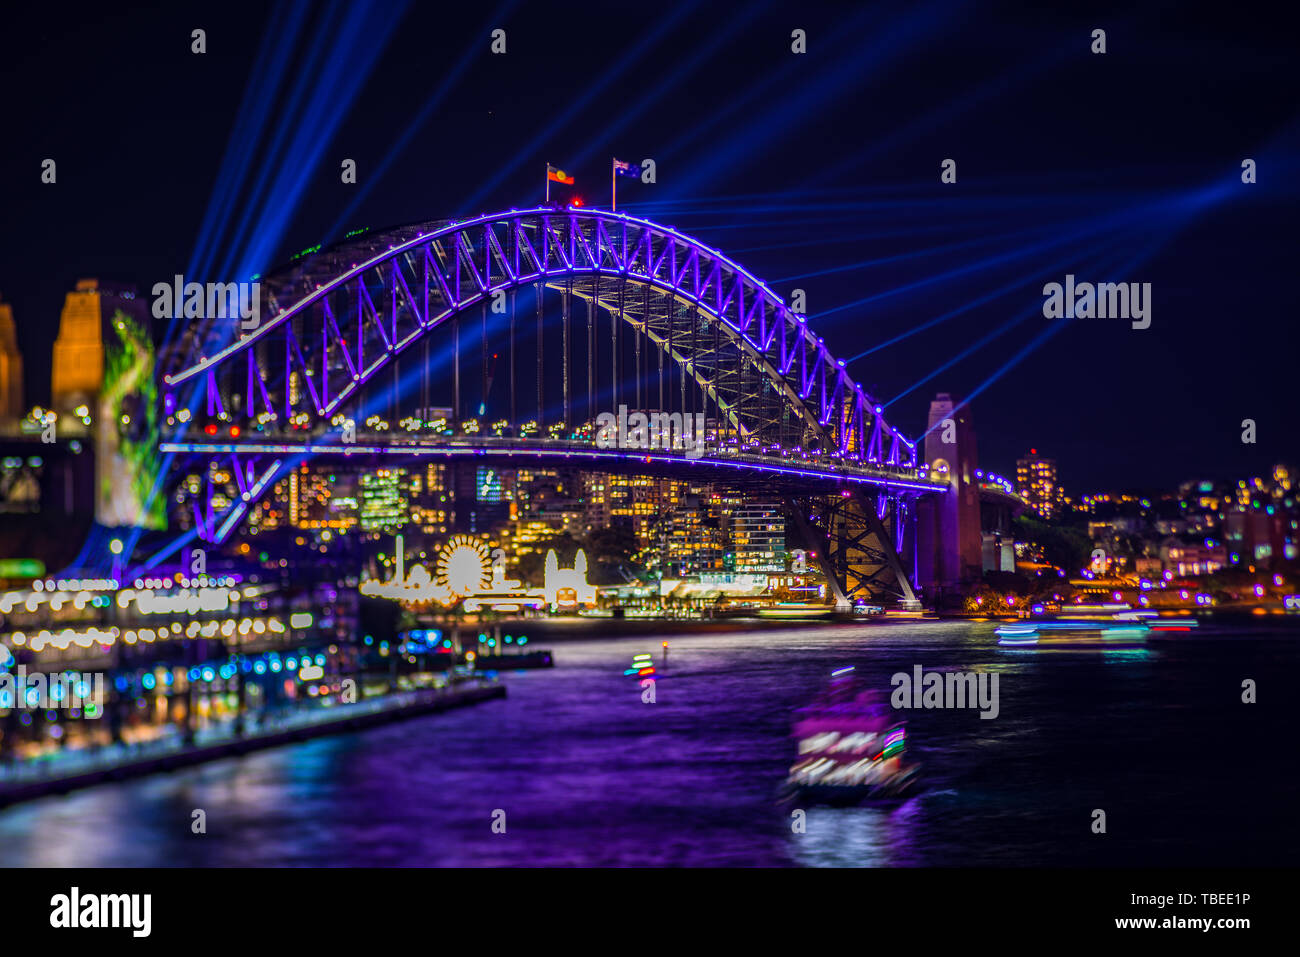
left=2, top=0, right=1295, bottom=492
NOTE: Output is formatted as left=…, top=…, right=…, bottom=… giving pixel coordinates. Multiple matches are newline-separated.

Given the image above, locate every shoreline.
left=0, top=680, right=506, bottom=808
left=449, top=607, right=1289, bottom=643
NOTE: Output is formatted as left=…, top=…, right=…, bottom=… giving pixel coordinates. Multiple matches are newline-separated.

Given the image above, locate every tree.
left=1013, top=514, right=1092, bottom=574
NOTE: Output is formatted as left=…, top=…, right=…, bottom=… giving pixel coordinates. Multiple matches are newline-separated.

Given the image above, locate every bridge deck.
left=160, top=436, right=948, bottom=493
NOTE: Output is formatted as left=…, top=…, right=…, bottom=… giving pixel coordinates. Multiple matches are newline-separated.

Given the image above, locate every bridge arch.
left=164, top=208, right=917, bottom=469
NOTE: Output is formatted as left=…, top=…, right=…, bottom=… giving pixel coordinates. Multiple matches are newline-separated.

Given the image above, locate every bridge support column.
left=562, top=280, right=571, bottom=429
left=452, top=314, right=460, bottom=423
left=586, top=296, right=594, bottom=425
left=535, top=283, right=543, bottom=425
left=786, top=490, right=920, bottom=610
left=509, top=290, right=517, bottom=426
left=480, top=302, right=488, bottom=416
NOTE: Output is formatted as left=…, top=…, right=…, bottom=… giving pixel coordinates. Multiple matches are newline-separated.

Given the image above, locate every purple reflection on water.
left=0, top=621, right=1296, bottom=866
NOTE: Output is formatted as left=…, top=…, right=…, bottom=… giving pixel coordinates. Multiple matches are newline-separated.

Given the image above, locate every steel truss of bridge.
left=160, top=208, right=945, bottom=606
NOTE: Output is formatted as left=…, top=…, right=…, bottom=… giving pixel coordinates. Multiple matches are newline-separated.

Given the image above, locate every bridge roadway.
left=160, top=434, right=950, bottom=495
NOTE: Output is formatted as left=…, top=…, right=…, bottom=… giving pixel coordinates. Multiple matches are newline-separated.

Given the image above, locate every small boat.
left=623, top=653, right=657, bottom=677
left=781, top=669, right=919, bottom=806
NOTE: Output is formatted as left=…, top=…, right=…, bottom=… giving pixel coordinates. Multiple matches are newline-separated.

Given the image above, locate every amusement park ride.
left=360, top=533, right=597, bottom=612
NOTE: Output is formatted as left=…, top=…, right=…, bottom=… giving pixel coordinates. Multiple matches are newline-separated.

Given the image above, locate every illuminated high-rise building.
left=286, top=469, right=302, bottom=527
left=289, top=466, right=356, bottom=530
left=475, top=466, right=505, bottom=503
left=513, top=468, right=575, bottom=516
left=360, top=468, right=408, bottom=532
left=611, top=475, right=682, bottom=550
left=51, top=280, right=106, bottom=422
left=726, top=501, right=786, bottom=572
left=451, top=463, right=509, bottom=534
left=0, top=294, right=23, bottom=430
left=1016, top=449, right=1064, bottom=519
left=651, top=492, right=725, bottom=576
left=583, top=472, right=613, bottom=529
left=409, top=463, right=452, bottom=534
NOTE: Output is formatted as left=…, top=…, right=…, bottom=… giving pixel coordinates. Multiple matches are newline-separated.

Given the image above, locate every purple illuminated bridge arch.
left=165, top=208, right=920, bottom=465
left=160, top=208, right=942, bottom=606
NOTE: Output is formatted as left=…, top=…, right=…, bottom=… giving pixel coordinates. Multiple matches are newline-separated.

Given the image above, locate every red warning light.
left=568, top=195, right=584, bottom=208
left=204, top=423, right=218, bottom=436
left=229, top=425, right=242, bottom=438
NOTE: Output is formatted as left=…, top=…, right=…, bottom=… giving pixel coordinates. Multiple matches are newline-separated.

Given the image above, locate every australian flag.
left=613, top=158, right=639, bottom=178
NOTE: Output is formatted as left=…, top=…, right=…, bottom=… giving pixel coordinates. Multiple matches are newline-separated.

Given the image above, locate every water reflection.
left=790, top=797, right=923, bottom=867
left=0, top=620, right=1293, bottom=866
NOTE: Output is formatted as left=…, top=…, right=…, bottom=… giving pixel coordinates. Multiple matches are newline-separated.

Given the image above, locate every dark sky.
left=2, top=0, right=1296, bottom=493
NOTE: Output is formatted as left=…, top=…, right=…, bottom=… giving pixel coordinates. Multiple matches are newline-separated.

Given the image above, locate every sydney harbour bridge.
left=160, top=208, right=951, bottom=608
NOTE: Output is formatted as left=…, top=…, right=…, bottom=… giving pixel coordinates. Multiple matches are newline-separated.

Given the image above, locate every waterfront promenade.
left=0, top=677, right=504, bottom=806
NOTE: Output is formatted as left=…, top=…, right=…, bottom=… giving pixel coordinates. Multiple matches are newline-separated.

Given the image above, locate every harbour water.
left=0, top=619, right=1294, bottom=866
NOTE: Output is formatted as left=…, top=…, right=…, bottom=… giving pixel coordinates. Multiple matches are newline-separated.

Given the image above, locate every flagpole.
left=545, top=163, right=550, bottom=204
left=611, top=158, right=616, bottom=212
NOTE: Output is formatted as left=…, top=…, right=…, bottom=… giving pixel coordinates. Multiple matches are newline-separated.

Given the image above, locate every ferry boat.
left=995, top=603, right=1197, bottom=646
left=756, top=602, right=837, bottom=620
left=781, top=668, right=919, bottom=806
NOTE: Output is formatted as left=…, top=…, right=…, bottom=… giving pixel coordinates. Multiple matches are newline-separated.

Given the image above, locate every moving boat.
left=781, top=668, right=919, bottom=806
left=756, top=602, right=837, bottom=620
left=994, top=603, right=1196, bottom=646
